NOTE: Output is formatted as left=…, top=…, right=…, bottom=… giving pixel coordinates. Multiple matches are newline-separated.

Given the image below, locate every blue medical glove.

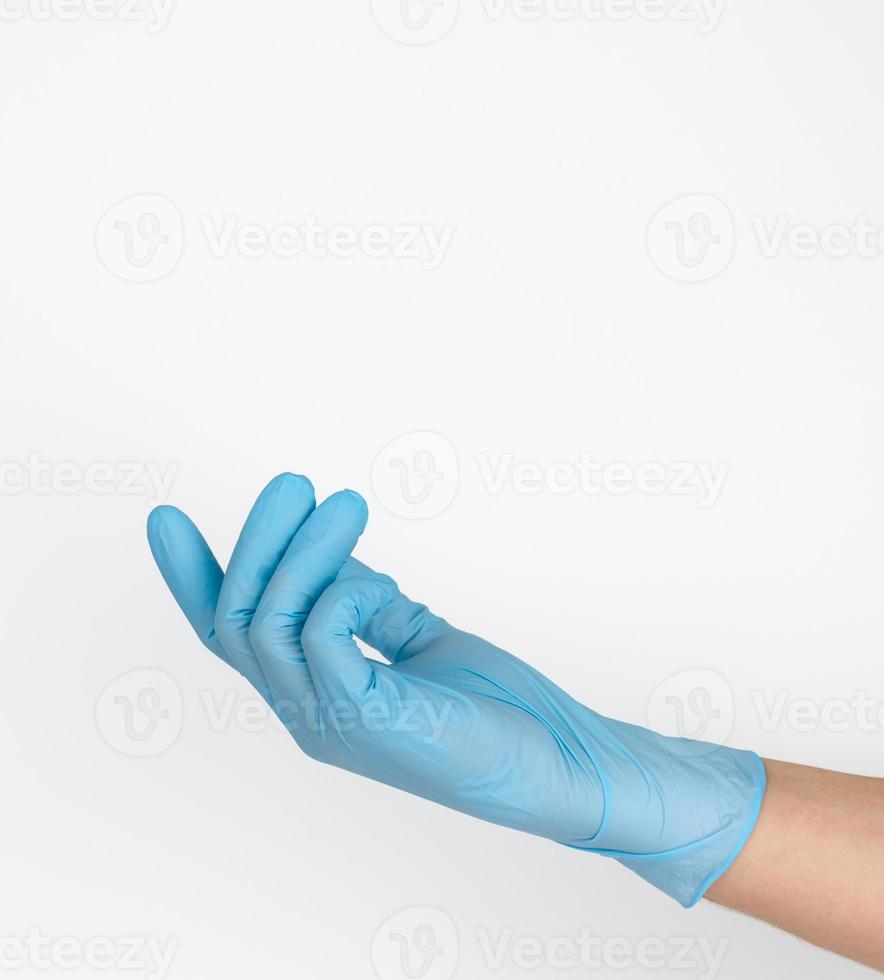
left=147, top=473, right=766, bottom=908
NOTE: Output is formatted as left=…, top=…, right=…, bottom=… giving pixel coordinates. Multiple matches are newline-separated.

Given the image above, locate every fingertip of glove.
left=146, top=503, right=185, bottom=539
left=344, top=489, right=370, bottom=535
left=342, top=488, right=368, bottom=516
left=325, top=488, right=368, bottom=524
left=264, top=471, right=316, bottom=504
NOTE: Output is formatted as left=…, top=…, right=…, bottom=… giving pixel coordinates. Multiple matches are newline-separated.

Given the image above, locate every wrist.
left=706, top=759, right=884, bottom=970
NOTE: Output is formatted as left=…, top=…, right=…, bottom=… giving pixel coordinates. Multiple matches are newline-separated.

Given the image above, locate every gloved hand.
left=147, top=473, right=766, bottom=908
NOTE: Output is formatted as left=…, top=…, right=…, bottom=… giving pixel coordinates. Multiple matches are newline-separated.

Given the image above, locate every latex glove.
left=147, top=473, right=766, bottom=908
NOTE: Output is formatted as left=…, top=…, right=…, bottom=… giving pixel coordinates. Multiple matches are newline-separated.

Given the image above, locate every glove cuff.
left=614, top=750, right=767, bottom=907
left=568, top=736, right=767, bottom=909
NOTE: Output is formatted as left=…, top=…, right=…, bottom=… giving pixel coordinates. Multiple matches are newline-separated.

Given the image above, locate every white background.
left=2, top=1, right=883, bottom=978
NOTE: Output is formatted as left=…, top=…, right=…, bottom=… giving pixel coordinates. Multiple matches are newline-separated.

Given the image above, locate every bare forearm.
left=706, top=759, right=884, bottom=971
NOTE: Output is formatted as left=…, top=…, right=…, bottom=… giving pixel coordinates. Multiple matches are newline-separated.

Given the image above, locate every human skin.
left=706, top=759, right=884, bottom=972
